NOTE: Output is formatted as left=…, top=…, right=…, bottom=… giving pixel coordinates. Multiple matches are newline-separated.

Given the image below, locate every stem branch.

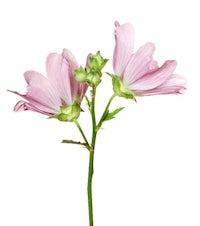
left=74, top=119, right=90, bottom=150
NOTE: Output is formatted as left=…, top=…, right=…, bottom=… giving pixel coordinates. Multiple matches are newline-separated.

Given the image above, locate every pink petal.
left=13, top=100, right=53, bottom=115
left=8, top=88, right=59, bottom=114
left=123, top=42, right=156, bottom=86
left=46, top=53, right=73, bottom=104
left=63, top=49, right=88, bottom=101
left=138, top=74, right=187, bottom=95
left=86, top=53, right=93, bottom=68
left=62, top=49, right=79, bottom=73
left=24, top=70, right=61, bottom=111
left=128, top=60, right=177, bottom=91
left=113, top=21, right=134, bottom=76
left=62, top=49, right=86, bottom=101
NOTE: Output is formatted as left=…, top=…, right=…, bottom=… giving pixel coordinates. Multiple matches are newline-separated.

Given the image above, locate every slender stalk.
left=91, top=86, right=97, bottom=147
left=74, top=119, right=90, bottom=150
left=87, top=86, right=97, bottom=226
left=88, top=151, right=94, bottom=226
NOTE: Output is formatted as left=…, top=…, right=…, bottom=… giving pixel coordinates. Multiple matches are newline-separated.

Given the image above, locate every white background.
left=0, top=0, right=199, bottom=225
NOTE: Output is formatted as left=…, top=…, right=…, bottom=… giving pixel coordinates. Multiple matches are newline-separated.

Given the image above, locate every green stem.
left=97, top=93, right=116, bottom=129
left=87, top=86, right=97, bottom=226
left=91, top=86, right=97, bottom=147
left=74, top=119, right=90, bottom=150
left=88, top=150, right=94, bottom=226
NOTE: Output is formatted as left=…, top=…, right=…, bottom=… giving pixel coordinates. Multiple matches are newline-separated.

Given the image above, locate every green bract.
left=51, top=101, right=81, bottom=122
left=112, top=75, right=136, bottom=100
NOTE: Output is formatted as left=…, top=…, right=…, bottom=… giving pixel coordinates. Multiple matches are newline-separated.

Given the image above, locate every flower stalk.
left=87, top=86, right=97, bottom=226
left=74, top=119, right=90, bottom=150
left=88, top=150, right=94, bottom=226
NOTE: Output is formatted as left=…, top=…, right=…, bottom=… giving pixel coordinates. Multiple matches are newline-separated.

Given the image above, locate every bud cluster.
left=75, top=51, right=108, bottom=87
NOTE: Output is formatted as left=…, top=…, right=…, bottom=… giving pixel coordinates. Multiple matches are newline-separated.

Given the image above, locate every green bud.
left=112, top=75, right=136, bottom=100
left=74, top=66, right=87, bottom=82
left=86, top=73, right=101, bottom=87
left=51, top=101, right=81, bottom=122
left=89, top=51, right=108, bottom=71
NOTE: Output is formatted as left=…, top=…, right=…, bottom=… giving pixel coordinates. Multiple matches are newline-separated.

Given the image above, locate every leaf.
left=101, top=109, right=109, bottom=121
left=85, top=95, right=91, bottom=110
left=104, top=107, right=124, bottom=121
left=62, top=139, right=87, bottom=146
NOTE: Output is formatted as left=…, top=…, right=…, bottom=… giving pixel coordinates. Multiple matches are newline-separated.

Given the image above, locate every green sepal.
left=112, top=75, right=136, bottom=100
left=50, top=101, right=81, bottom=122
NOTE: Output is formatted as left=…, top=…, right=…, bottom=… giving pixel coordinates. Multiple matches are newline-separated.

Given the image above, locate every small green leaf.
left=101, top=109, right=109, bottom=121
left=85, top=95, right=91, bottom=110
left=104, top=107, right=124, bottom=121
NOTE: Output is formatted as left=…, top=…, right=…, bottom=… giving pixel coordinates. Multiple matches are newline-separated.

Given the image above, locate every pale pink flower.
left=9, top=49, right=88, bottom=118
left=113, top=21, right=186, bottom=96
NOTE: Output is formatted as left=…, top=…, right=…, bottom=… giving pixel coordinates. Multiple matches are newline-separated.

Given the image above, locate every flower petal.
left=62, top=49, right=79, bottom=74
left=128, top=60, right=177, bottom=91
left=8, top=69, right=62, bottom=114
left=24, top=70, right=61, bottom=110
left=46, top=52, right=73, bottom=104
left=62, top=49, right=88, bottom=101
left=113, top=21, right=134, bottom=76
left=138, top=74, right=187, bottom=95
left=123, top=42, right=156, bottom=86
left=12, top=100, right=53, bottom=115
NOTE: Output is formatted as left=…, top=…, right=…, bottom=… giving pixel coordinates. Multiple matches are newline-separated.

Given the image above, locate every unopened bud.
left=86, top=73, right=101, bottom=87
left=74, top=66, right=87, bottom=82
left=89, top=51, right=108, bottom=71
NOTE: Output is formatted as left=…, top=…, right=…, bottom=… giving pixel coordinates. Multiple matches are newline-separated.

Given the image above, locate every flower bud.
left=86, top=73, right=101, bottom=87
left=74, top=66, right=87, bottom=82
left=89, top=51, right=108, bottom=71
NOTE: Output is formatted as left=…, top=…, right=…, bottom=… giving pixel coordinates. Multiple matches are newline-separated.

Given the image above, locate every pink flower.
left=112, top=21, right=186, bottom=97
left=9, top=49, right=88, bottom=121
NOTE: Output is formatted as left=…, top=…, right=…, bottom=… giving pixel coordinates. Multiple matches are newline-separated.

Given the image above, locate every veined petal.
left=24, top=70, right=61, bottom=110
left=123, top=42, right=156, bottom=86
left=62, top=49, right=88, bottom=101
left=46, top=53, right=72, bottom=104
left=62, top=49, right=81, bottom=101
left=139, top=74, right=187, bottom=95
left=8, top=88, right=59, bottom=114
left=62, top=49, right=79, bottom=75
left=128, top=60, right=177, bottom=91
left=13, top=100, right=54, bottom=115
left=113, top=21, right=134, bottom=76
